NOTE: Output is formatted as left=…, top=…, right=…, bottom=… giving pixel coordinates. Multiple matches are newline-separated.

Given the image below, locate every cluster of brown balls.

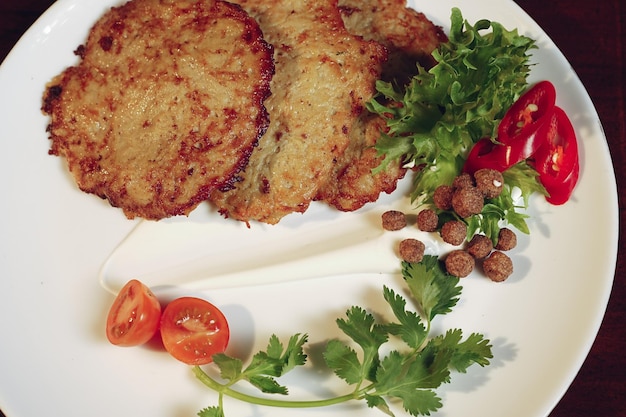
left=382, top=169, right=517, bottom=282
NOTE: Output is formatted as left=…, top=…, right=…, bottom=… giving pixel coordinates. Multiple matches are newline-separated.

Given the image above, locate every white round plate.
left=0, top=1, right=618, bottom=417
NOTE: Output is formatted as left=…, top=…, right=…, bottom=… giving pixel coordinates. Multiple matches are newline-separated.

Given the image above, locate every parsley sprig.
left=194, top=255, right=493, bottom=417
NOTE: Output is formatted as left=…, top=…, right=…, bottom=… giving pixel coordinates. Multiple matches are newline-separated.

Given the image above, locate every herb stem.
left=193, top=366, right=362, bottom=409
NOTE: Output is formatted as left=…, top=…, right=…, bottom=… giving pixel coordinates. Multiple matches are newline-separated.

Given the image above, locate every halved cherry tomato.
left=530, top=106, right=580, bottom=205
left=160, top=297, right=230, bottom=365
left=106, top=279, right=162, bottom=347
left=464, top=81, right=557, bottom=175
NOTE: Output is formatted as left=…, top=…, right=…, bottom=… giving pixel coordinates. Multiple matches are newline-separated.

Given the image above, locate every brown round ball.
left=451, top=186, right=484, bottom=218
left=440, top=220, right=467, bottom=246
left=381, top=210, right=407, bottom=231
left=483, top=251, right=514, bottom=282
left=474, top=169, right=504, bottom=199
left=467, top=234, right=493, bottom=259
left=433, top=185, right=454, bottom=210
left=452, top=172, right=475, bottom=189
left=445, top=250, right=475, bottom=278
left=399, top=238, right=426, bottom=263
left=416, top=209, right=439, bottom=232
left=495, top=228, right=517, bottom=251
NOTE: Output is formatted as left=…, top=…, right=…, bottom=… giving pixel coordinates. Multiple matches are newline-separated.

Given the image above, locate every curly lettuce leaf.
left=368, top=7, right=536, bottom=202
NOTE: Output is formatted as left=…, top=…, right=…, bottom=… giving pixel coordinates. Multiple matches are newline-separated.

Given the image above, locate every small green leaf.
left=431, top=330, right=493, bottom=373
left=336, top=306, right=388, bottom=348
left=248, top=375, right=289, bottom=395
left=265, top=334, right=285, bottom=359
left=282, top=333, right=308, bottom=373
left=212, top=353, right=243, bottom=382
left=375, top=351, right=445, bottom=416
left=397, top=389, right=442, bottom=417
left=241, top=333, right=308, bottom=381
left=245, top=351, right=284, bottom=378
left=197, top=406, right=224, bottom=417
left=323, top=339, right=365, bottom=385
left=336, top=306, right=388, bottom=382
left=402, top=256, right=462, bottom=321
left=364, top=394, right=395, bottom=416
left=382, top=286, right=427, bottom=349
left=409, top=344, right=453, bottom=389
left=374, top=351, right=408, bottom=390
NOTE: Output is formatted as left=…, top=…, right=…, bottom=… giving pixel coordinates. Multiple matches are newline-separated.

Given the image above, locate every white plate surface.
left=0, top=1, right=618, bottom=416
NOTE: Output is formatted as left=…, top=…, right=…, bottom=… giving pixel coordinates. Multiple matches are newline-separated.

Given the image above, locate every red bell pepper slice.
left=463, top=138, right=509, bottom=175
left=464, top=81, right=557, bottom=175
left=531, top=106, right=580, bottom=205
left=496, top=80, right=557, bottom=166
left=463, top=81, right=579, bottom=205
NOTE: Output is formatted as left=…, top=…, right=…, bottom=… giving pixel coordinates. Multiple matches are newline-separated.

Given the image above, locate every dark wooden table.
left=1, top=1, right=623, bottom=416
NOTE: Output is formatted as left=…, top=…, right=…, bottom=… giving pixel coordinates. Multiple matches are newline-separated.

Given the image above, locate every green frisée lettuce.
left=368, top=8, right=539, bottom=234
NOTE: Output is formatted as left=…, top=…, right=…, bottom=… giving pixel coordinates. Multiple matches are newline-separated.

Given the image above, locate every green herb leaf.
left=382, top=286, right=428, bottom=350
left=245, top=351, right=285, bottom=378
left=323, top=339, right=364, bottom=385
left=197, top=406, right=224, bottom=417
left=210, top=333, right=308, bottom=398
left=265, top=333, right=308, bottom=374
left=374, top=351, right=445, bottom=416
left=430, top=329, right=493, bottom=373
left=333, top=307, right=388, bottom=383
left=450, top=331, right=493, bottom=372
left=396, top=388, right=442, bottom=417
left=402, top=256, right=462, bottom=321
left=248, top=375, right=289, bottom=395
left=195, top=260, right=491, bottom=417
left=212, top=353, right=243, bottom=382
left=244, top=333, right=308, bottom=379
left=365, top=394, right=395, bottom=416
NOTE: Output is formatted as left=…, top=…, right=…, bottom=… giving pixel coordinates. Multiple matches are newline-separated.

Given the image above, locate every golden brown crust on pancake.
left=209, top=0, right=387, bottom=224
left=315, top=111, right=406, bottom=212
left=42, top=0, right=274, bottom=220
left=316, top=0, right=446, bottom=212
left=338, top=0, right=446, bottom=83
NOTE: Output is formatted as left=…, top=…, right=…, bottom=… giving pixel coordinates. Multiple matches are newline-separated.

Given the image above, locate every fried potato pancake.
left=42, top=0, right=274, bottom=220
left=208, top=0, right=387, bottom=225
left=339, top=0, right=446, bottom=83
left=316, top=0, right=446, bottom=212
